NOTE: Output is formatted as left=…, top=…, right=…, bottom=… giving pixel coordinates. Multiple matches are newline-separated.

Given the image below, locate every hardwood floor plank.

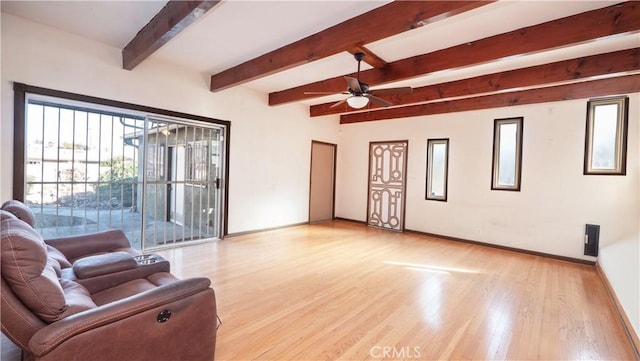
left=1, top=220, right=636, bottom=360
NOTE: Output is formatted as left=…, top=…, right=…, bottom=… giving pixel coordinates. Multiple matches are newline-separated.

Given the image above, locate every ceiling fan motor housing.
left=350, top=82, right=369, bottom=95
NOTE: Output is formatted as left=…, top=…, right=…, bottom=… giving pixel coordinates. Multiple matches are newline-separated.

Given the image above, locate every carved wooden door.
left=367, top=140, right=408, bottom=231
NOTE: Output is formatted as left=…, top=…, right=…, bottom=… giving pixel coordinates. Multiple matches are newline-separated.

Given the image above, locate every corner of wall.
left=596, top=261, right=640, bottom=358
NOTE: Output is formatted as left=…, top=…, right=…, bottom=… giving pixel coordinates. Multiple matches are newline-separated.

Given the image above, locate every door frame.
left=167, top=145, right=186, bottom=226
left=308, top=140, right=337, bottom=223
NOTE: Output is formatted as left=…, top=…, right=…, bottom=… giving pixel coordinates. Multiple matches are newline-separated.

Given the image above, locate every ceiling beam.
left=310, top=48, right=640, bottom=117
left=209, top=1, right=491, bottom=92
left=122, top=0, right=220, bottom=70
left=345, top=45, right=388, bottom=69
left=340, top=74, right=640, bottom=124
left=270, top=1, right=640, bottom=106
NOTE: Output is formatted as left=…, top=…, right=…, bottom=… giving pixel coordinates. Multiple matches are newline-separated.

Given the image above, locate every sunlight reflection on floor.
left=383, top=260, right=479, bottom=274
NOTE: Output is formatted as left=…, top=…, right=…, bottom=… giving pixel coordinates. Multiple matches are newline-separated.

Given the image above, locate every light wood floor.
left=2, top=220, right=637, bottom=360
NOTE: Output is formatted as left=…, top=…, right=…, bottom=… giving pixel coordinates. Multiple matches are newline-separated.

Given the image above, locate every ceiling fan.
left=307, top=52, right=413, bottom=109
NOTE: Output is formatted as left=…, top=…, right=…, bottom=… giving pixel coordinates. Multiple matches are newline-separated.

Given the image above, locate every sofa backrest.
left=0, top=209, right=18, bottom=221
left=2, top=200, right=36, bottom=227
left=1, top=218, right=97, bottom=326
left=1, top=218, right=69, bottom=322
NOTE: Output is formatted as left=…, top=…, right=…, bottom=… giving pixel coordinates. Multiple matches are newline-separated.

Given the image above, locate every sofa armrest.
left=72, top=252, right=138, bottom=279
left=29, top=277, right=214, bottom=357
left=44, top=230, right=135, bottom=262
left=65, top=255, right=171, bottom=294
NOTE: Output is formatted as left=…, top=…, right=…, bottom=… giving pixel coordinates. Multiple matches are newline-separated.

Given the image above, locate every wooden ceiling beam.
left=271, top=1, right=640, bottom=106
left=209, top=1, right=491, bottom=91
left=123, top=0, right=220, bottom=70
left=340, top=74, right=640, bottom=124
left=345, top=45, right=388, bottom=69
left=310, top=48, right=640, bottom=117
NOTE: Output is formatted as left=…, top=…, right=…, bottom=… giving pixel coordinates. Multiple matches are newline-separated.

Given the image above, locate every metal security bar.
left=24, top=99, right=224, bottom=250
left=25, top=101, right=144, bottom=246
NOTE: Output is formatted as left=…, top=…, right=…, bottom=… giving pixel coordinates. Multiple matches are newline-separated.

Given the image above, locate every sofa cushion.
left=1, top=218, right=68, bottom=322
left=59, top=279, right=97, bottom=316
left=47, top=256, right=62, bottom=278
left=47, top=245, right=73, bottom=268
left=90, top=272, right=179, bottom=306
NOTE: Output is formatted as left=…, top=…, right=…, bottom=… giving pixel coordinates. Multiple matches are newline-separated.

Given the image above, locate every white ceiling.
left=0, top=1, right=169, bottom=48
left=1, top=0, right=637, bottom=107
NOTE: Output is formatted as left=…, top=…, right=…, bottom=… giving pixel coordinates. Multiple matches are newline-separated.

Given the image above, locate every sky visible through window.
left=430, top=143, right=447, bottom=197
left=498, top=123, right=517, bottom=186
left=591, top=104, right=618, bottom=170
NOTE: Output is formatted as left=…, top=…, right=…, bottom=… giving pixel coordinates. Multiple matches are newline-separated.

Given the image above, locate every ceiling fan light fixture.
left=346, top=95, right=369, bottom=109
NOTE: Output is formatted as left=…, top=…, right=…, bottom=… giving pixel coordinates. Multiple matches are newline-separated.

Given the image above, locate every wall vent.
left=584, top=224, right=600, bottom=257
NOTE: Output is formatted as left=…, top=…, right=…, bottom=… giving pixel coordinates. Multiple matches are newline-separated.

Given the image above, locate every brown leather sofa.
left=1, top=199, right=142, bottom=261
left=1, top=207, right=218, bottom=360
left=1, top=200, right=172, bottom=293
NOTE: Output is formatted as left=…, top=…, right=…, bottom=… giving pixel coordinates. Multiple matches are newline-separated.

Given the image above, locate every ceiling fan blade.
left=304, top=91, right=350, bottom=96
left=366, top=94, right=393, bottom=107
left=329, top=99, right=348, bottom=108
left=344, top=76, right=361, bottom=93
left=368, top=87, right=413, bottom=96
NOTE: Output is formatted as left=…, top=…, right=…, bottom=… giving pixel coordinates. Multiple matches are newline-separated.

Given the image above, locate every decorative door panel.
left=367, top=141, right=408, bottom=231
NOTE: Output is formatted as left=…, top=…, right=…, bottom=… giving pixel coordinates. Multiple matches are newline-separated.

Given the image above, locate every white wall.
left=0, top=13, right=340, bottom=234
left=335, top=95, right=640, bottom=337
left=596, top=106, right=640, bottom=338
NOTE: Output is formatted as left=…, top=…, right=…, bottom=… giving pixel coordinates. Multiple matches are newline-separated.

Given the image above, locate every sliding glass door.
left=21, top=94, right=226, bottom=250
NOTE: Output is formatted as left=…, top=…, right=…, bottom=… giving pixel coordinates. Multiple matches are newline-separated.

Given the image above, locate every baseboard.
left=596, top=262, right=640, bottom=360
left=405, top=228, right=595, bottom=266
left=226, top=218, right=364, bottom=238
left=225, top=221, right=309, bottom=238
left=333, top=217, right=366, bottom=225
left=332, top=219, right=594, bottom=265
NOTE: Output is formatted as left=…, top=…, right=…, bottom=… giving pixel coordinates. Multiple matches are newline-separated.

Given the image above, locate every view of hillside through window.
left=26, top=101, right=143, bottom=243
